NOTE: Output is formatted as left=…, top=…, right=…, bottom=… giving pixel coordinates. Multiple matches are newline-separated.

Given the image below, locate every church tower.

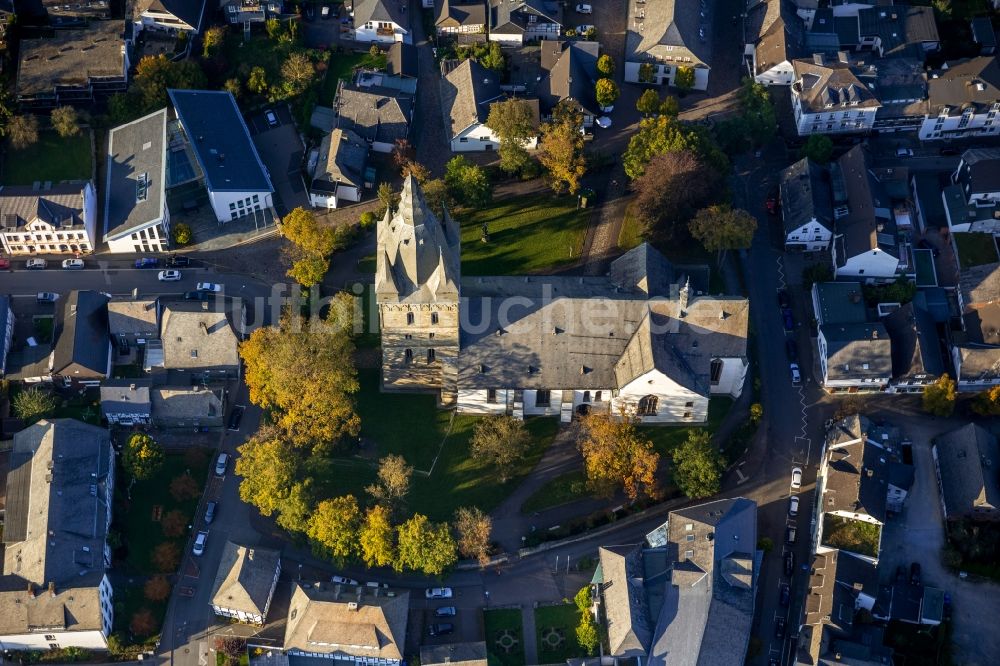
left=375, top=176, right=461, bottom=405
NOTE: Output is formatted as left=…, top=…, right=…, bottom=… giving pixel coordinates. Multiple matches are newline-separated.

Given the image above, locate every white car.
left=215, top=453, right=230, bottom=476
left=789, top=495, right=799, bottom=517
left=596, top=116, right=613, bottom=129
left=575, top=3, right=592, bottom=13
left=265, top=109, right=279, bottom=127
left=196, top=282, right=222, bottom=292
left=425, top=587, right=453, bottom=599
left=61, top=258, right=84, bottom=270
left=895, top=147, right=914, bottom=157
left=158, top=269, right=182, bottom=281
left=26, top=258, right=47, bottom=269
left=576, top=24, right=595, bottom=34
left=790, top=362, right=801, bottom=384
left=193, top=531, right=208, bottom=556
left=331, top=575, right=359, bottom=586
left=790, top=467, right=803, bottom=490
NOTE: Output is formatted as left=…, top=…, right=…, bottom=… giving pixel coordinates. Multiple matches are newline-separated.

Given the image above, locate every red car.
left=0, top=258, right=9, bottom=270
left=765, top=195, right=779, bottom=215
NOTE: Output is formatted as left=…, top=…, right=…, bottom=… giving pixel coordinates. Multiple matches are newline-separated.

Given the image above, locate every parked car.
left=917, top=238, right=940, bottom=257
left=765, top=190, right=779, bottom=215
left=784, top=551, right=794, bottom=576
left=790, top=467, right=802, bottom=489
left=158, top=270, right=182, bottom=281
left=366, top=581, right=389, bottom=590
left=910, top=562, right=921, bottom=585
left=789, top=495, right=799, bottom=516
left=193, top=531, right=208, bottom=556
left=425, top=587, right=453, bottom=599
left=26, top=258, right=47, bottom=270
left=321, top=4, right=330, bottom=18
left=166, top=255, right=190, bottom=267
left=184, top=290, right=209, bottom=301
left=786, top=526, right=797, bottom=544
left=265, top=109, right=279, bottom=127
left=0, top=258, right=10, bottom=270
left=895, top=147, right=914, bottom=157
left=61, top=258, right=84, bottom=270
left=774, top=616, right=786, bottom=639
left=36, top=292, right=59, bottom=303
left=135, top=257, right=159, bottom=268
left=785, top=339, right=798, bottom=362
left=790, top=362, right=801, bottom=384
left=576, top=24, right=595, bottom=34
left=228, top=406, right=245, bottom=431
left=215, top=453, right=230, bottom=476
left=575, top=3, right=592, bottom=12
left=782, top=307, right=794, bottom=331
left=434, top=606, right=457, bottom=617
left=196, top=282, right=222, bottom=292
left=428, top=623, right=454, bottom=637
left=595, top=116, right=613, bottom=129
left=779, top=583, right=790, bottom=607
left=331, top=575, right=359, bottom=586
left=204, top=501, right=217, bottom=524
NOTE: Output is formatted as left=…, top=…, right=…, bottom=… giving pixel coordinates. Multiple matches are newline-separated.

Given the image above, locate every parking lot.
left=246, top=105, right=310, bottom=218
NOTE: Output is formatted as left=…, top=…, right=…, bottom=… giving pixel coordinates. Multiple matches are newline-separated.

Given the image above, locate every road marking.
left=775, top=255, right=786, bottom=290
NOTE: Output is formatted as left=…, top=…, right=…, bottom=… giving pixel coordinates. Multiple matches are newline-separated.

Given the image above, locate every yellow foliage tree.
left=579, top=413, right=660, bottom=501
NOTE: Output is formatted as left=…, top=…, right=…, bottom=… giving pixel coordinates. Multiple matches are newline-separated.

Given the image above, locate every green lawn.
left=534, top=604, right=588, bottom=663
left=821, top=514, right=882, bottom=558
left=954, top=232, right=998, bottom=268
left=641, top=396, right=733, bottom=458
left=459, top=193, right=591, bottom=275
left=3, top=131, right=91, bottom=185
left=319, top=52, right=370, bottom=105
left=521, top=470, right=588, bottom=514
left=483, top=608, right=525, bottom=666
left=619, top=202, right=645, bottom=251
left=32, top=316, right=54, bottom=343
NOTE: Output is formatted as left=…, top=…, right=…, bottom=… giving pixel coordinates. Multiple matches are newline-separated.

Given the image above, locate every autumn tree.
left=971, top=386, right=1000, bottom=416
left=597, top=54, right=615, bottom=77
left=672, top=430, right=724, bottom=499
left=274, top=481, right=314, bottom=535
left=595, top=78, right=619, bottom=110
left=923, top=374, right=957, bottom=417
left=160, top=509, right=187, bottom=538
left=248, top=66, right=268, bottom=94
left=235, top=425, right=301, bottom=516
left=12, top=386, right=56, bottom=422
left=485, top=98, right=536, bottom=174
left=169, top=474, right=200, bottom=502
left=444, top=156, right=492, bottom=209
left=579, top=413, right=660, bottom=501
left=636, top=89, right=660, bottom=116
left=130, top=609, right=158, bottom=636
left=240, top=309, right=360, bottom=451
left=674, top=66, right=695, bottom=91
left=800, top=134, right=833, bottom=164
left=632, top=150, right=719, bottom=242
left=454, top=506, right=492, bottom=567
left=215, top=637, right=247, bottom=664
left=400, top=160, right=430, bottom=183
left=359, top=505, right=396, bottom=568
left=422, top=178, right=453, bottom=216
left=471, top=415, right=529, bottom=483
left=279, top=207, right=347, bottom=287
left=623, top=115, right=728, bottom=180
left=308, top=495, right=361, bottom=563
left=143, top=575, right=171, bottom=602
left=134, top=55, right=207, bottom=112
left=124, top=433, right=165, bottom=481
left=689, top=204, right=758, bottom=260
left=395, top=514, right=458, bottom=576
left=202, top=26, right=225, bottom=58
left=659, top=95, right=680, bottom=117
left=51, top=106, right=81, bottom=138
left=8, top=115, right=39, bottom=150
left=151, top=542, right=181, bottom=572
left=366, top=454, right=413, bottom=516
left=537, top=100, right=586, bottom=194
left=280, top=53, right=316, bottom=98
left=224, top=78, right=242, bottom=98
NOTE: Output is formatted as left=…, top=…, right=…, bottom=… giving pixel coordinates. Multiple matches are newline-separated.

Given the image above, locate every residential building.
left=812, top=282, right=893, bottom=392
left=779, top=157, right=835, bottom=251
left=747, top=0, right=805, bottom=86
left=51, top=291, right=112, bottom=387
left=377, top=177, right=750, bottom=422
left=333, top=81, right=413, bottom=153
left=953, top=262, right=1000, bottom=390
left=310, top=128, right=368, bottom=209
left=918, top=56, right=1000, bottom=141
left=0, top=295, right=12, bottom=378
left=420, top=642, right=488, bottom=666
left=624, top=0, right=712, bottom=89
left=536, top=40, right=601, bottom=127
left=881, top=296, right=945, bottom=392
left=0, top=182, right=98, bottom=255
left=168, top=89, right=274, bottom=223
left=16, top=21, right=128, bottom=109
left=355, top=42, right=418, bottom=95
left=37, top=0, right=109, bottom=21
left=107, top=298, right=159, bottom=354
left=133, top=0, right=207, bottom=34
left=812, top=281, right=868, bottom=327
left=100, top=380, right=152, bottom=425
left=0, top=420, right=114, bottom=651
left=932, top=423, right=1000, bottom=521
left=283, top=582, right=409, bottom=663
left=910, top=171, right=949, bottom=232
left=209, top=542, right=281, bottom=625
left=440, top=58, right=539, bottom=152
left=594, top=498, right=759, bottom=664
left=151, top=386, right=225, bottom=428
left=971, top=17, right=997, bottom=56
left=488, top=0, right=560, bottom=45
left=159, top=300, right=241, bottom=383
left=104, top=108, right=171, bottom=253
left=854, top=5, right=939, bottom=57
left=791, top=53, right=881, bottom=135
left=352, top=0, right=412, bottom=43
left=221, top=0, right=282, bottom=25
left=435, top=0, right=487, bottom=36
left=869, top=56, right=929, bottom=133
left=942, top=148, right=1000, bottom=233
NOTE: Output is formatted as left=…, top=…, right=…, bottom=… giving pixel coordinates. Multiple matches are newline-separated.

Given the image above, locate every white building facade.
left=0, top=183, right=98, bottom=255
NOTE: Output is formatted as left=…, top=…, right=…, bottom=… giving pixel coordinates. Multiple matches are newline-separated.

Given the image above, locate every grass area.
left=112, top=363, right=144, bottom=379
left=640, top=396, right=733, bottom=458
left=619, top=202, right=645, bottom=251
left=885, top=620, right=952, bottom=666
left=944, top=521, right=1000, bottom=581
left=521, top=470, right=588, bottom=514
left=357, top=252, right=376, bottom=274
left=312, top=369, right=558, bottom=520
left=954, top=232, right=999, bottom=268
left=319, top=51, right=368, bottom=106
left=458, top=193, right=591, bottom=275
left=121, top=448, right=211, bottom=574
left=3, top=131, right=91, bottom=185
left=32, top=316, right=53, bottom=343
left=483, top=608, right=525, bottom=666
left=534, top=604, right=588, bottom=663
left=822, top=514, right=882, bottom=558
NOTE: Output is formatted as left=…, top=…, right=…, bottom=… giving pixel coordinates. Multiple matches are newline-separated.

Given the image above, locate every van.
left=26, top=258, right=47, bottom=270
left=786, top=526, right=797, bottom=544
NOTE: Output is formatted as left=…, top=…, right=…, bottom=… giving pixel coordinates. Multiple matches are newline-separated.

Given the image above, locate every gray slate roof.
left=387, top=42, right=418, bottom=78
left=105, top=108, right=168, bottom=242
left=792, top=54, right=881, bottom=114
left=152, top=387, right=224, bottom=420
left=857, top=5, right=939, bottom=56
left=625, top=0, right=713, bottom=69
left=0, top=183, right=88, bottom=234
left=926, top=56, right=1000, bottom=115
left=958, top=262, right=1000, bottom=347
left=971, top=17, right=997, bottom=50
left=354, top=0, right=411, bottom=31
left=954, top=148, right=1000, bottom=198
left=312, top=128, right=368, bottom=194
left=933, top=423, right=1000, bottom=519
left=441, top=58, right=505, bottom=137
left=821, top=322, right=892, bottom=382
left=823, top=437, right=891, bottom=522
left=169, top=89, right=273, bottom=193
left=834, top=145, right=898, bottom=265
left=599, top=544, right=652, bottom=657
left=52, top=290, right=110, bottom=379
left=160, top=301, right=240, bottom=371
left=436, top=0, right=487, bottom=28
left=490, top=0, right=560, bottom=35
left=107, top=298, right=159, bottom=338
left=100, top=380, right=152, bottom=417
left=420, top=641, right=489, bottom=665
left=881, top=298, right=945, bottom=379
left=334, top=82, right=412, bottom=145
left=536, top=40, right=601, bottom=117
left=135, top=0, right=206, bottom=31
left=17, top=21, right=124, bottom=97
left=751, top=0, right=805, bottom=75
left=210, top=541, right=281, bottom=617
left=780, top=157, right=834, bottom=235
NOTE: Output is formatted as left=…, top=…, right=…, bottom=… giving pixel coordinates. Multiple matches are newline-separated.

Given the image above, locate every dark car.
left=135, top=257, right=159, bottom=268
left=782, top=307, right=794, bottom=331
left=428, top=623, right=454, bottom=637
left=228, top=406, right=245, bottom=432
left=939, top=146, right=959, bottom=156
left=204, top=501, right=217, bottom=524
left=166, top=255, right=191, bottom=267
left=777, top=289, right=791, bottom=309
left=779, top=583, right=790, bottom=607
left=184, top=290, right=209, bottom=301
left=786, top=339, right=798, bottom=362
left=910, top=562, right=921, bottom=585
left=917, top=238, right=940, bottom=257
left=774, top=616, right=786, bottom=639
left=784, top=552, right=795, bottom=576
left=434, top=606, right=457, bottom=617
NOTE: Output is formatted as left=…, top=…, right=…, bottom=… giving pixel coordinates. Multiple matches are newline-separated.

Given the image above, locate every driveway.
left=878, top=415, right=1000, bottom=666
left=246, top=105, right=310, bottom=218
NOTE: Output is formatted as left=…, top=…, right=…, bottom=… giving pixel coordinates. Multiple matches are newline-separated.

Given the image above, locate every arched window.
left=637, top=395, right=658, bottom=416
left=582, top=390, right=591, bottom=403
left=404, top=348, right=413, bottom=363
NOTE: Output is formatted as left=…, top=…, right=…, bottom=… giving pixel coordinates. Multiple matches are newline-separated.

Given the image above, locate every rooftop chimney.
left=48, top=582, right=56, bottom=597
left=27, top=582, right=36, bottom=598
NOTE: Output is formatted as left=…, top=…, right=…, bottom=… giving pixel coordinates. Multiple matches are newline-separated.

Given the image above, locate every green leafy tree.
left=12, top=386, right=56, bottom=422
left=172, top=222, right=192, bottom=245
left=636, top=88, right=660, bottom=115
left=674, top=65, right=695, bottom=91
left=235, top=425, right=301, bottom=516
left=107, top=93, right=139, bottom=125
left=51, top=106, right=81, bottom=138
left=537, top=100, right=586, bottom=194
left=365, top=454, right=413, bottom=516
left=623, top=115, right=728, bottom=179
left=573, top=586, right=598, bottom=655
left=659, top=95, right=680, bottom=117
left=595, top=77, right=619, bottom=109
left=688, top=204, right=758, bottom=259
left=123, top=434, right=165, bottom=481
left=579, top=413, right=660, bottom=501
left=8, top=115, right=39, bottom=150
left=672, top=430, right=724, bottom=499
left=395, top=514, right=458, bottom=576
left=481, top=41, right=505, bottom=72
left=470, top=415, right=530, bottom=482
left=359, top=505, right=396, bottom=568
left=597, top=54, right=615, bottom=77
left=737, top=78, right=776, bottom=147
left=134, top=55, right=207, bottom=112
left=275, top=480, right=314, bottom=534
left=971, top=385, right=1000, bottom=416
left=922, top=374, right=957, bottom=417
left=800, top=134, right=834, bottom=164
left=444, top=156, right=492, bottom=209
left=308, top=495, right=361, bottom=563
left=485, top=98, right=536, bottom=174
left=202, top=26, right=225, bottom=58
left=248, top=66, right=268, bottom=95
